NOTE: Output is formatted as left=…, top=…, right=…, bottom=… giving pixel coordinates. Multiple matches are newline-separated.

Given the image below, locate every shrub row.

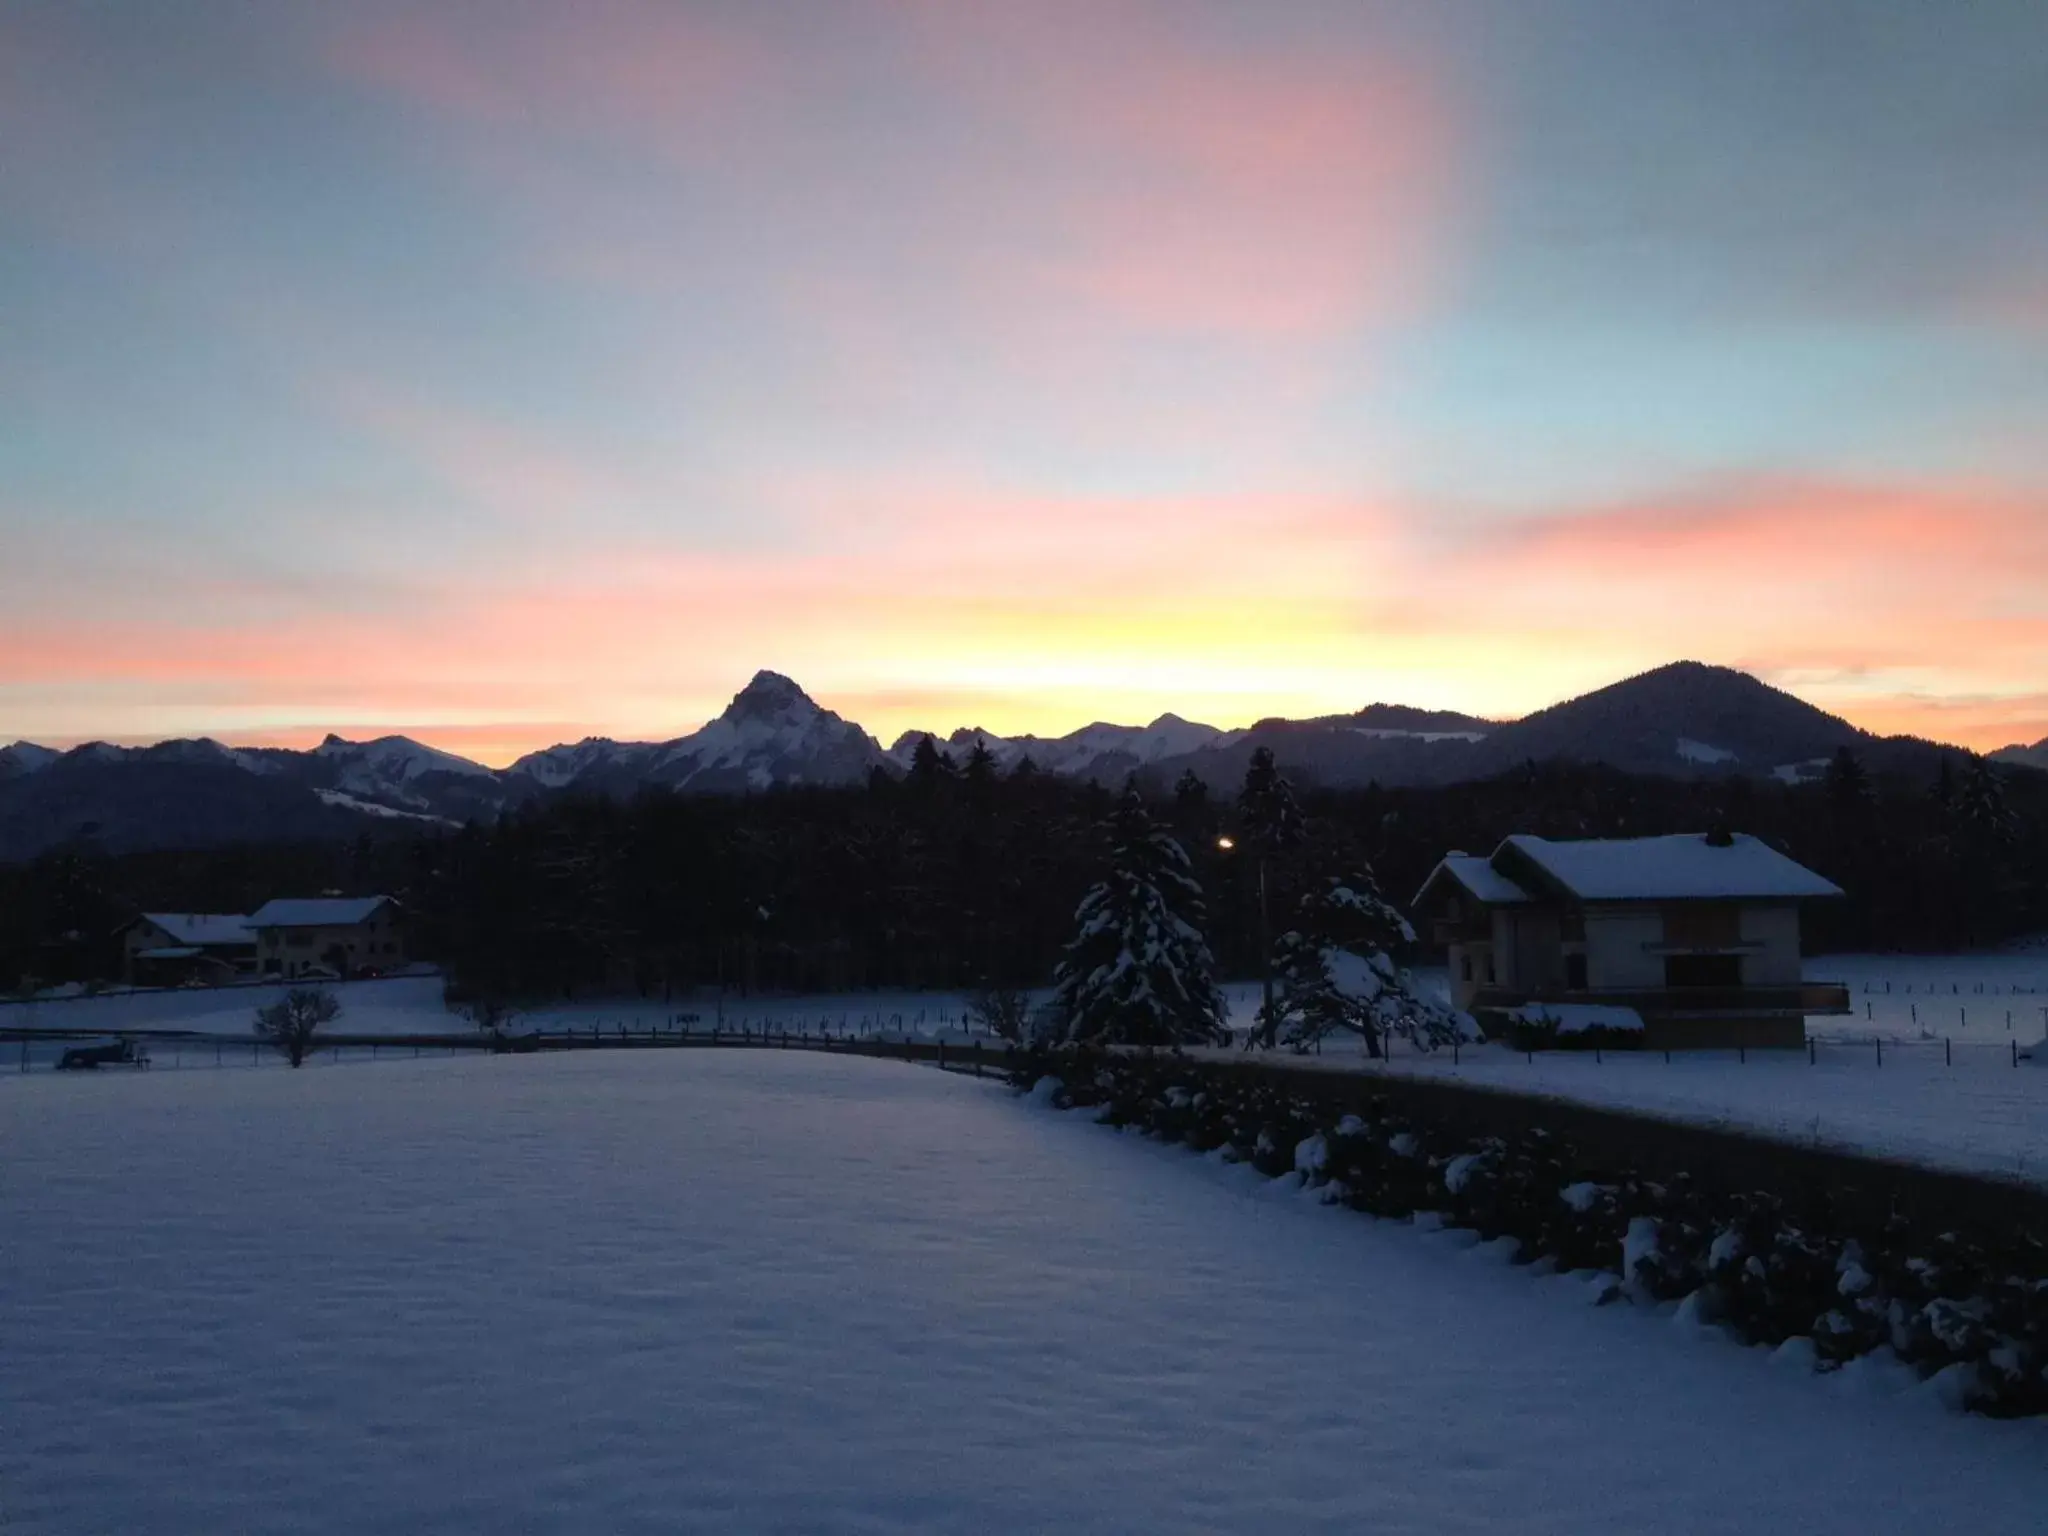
left=1009, top=1045, right=2048, bottom=1417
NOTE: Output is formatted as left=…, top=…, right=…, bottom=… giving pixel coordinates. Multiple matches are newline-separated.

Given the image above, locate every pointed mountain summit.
left=647, top=672, right=887, bottom=791
left=725, top=669, right=817, bottom=720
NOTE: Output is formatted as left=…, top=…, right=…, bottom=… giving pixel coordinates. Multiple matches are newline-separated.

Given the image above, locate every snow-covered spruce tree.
left=1258, top=870, right=1466, bottom=1055
left=1237, top=746, right=1304, bottom=853
left=1051, top=782, right=1229, bottom=1047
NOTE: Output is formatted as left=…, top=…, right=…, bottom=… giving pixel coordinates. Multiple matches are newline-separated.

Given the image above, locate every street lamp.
left=1217, top=835, right=1272, bottom=1047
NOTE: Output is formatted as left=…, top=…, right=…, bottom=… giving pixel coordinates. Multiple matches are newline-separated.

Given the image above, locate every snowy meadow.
left=6, top=1048, right=2048, bottom=1534
left=14, top=952, right=2048, bottom=1186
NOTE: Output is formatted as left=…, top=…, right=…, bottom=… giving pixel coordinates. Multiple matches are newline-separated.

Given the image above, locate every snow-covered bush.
left=1008, top=1043, right=2048, bottom=1417
left=1502, top=1004, right=1646, bottom=1054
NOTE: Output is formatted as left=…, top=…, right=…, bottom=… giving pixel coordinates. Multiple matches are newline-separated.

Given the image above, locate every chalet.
left=248, top=896, right=404, bottom=980
left=119, top=913, right=257, bottom=987
left=1412, top=833, right=1850, bottom=1049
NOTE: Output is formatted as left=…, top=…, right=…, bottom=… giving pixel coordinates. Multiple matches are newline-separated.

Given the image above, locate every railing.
left=1470, top=983, right=1852, bottom=1016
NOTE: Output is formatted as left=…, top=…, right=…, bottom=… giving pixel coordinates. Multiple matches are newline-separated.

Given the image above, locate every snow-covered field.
left=10, top=950, right=2048, bottom=1183
left=0, top=975, right=988, bottom=1042
left=5, top=1049, right=2045, bottom=1534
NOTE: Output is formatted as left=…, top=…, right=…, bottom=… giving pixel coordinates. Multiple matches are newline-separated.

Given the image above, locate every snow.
left=1500, top=833, right=1844, bottom=901
left=1443, top=1151, right=1486, bottom=1192
left=5, top=1050, right=2047, bottom=1534
left=1415, top=852, right=1531, bottom=907
left=651, top=670, right=886, bottom=787
left=134, top=912, right=253, bottom=946
left=315, top=732, right=496, bottom=783
left=508, top=736, right=647, bottom=787
left=247, top=895, right=395, bottom=928
left=888, top=713, right=1242, bottom=778
left=313, top=787, right=460, bottom=824
left=1622, top=1215, right=1662, bottom=1288
left=1677, top=737, right=1738, bottom=764
left=1510, top=1002, right=1646, bottom=1034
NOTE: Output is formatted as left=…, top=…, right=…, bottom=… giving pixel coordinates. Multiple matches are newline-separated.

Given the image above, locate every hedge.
left=1008, top=1045, right=2048, bottom=1417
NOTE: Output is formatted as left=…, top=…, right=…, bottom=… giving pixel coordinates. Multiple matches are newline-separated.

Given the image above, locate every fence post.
left=2014, top=1039, right=2021, bottom=1069
left=1876, top=1037, right=1882, bottom=1067
left=1739, top=1045, right=1746, bottom=1064
left=1945, top=1037, right=1952, bottom=1067
left=1808, top=1037, right=1816, bottom=1066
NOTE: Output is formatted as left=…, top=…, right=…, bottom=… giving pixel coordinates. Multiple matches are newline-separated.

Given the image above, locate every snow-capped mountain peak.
left=725, top=670, right=822, bottom=723
left=650, top=674, right=886, bottom=790
left=314, top=733, right=495, bottom=784
left=509, top=736, right=652, bottom=788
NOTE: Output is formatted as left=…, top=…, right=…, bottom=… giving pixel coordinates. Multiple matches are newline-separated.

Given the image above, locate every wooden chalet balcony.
left=1469, top=983, right=1852, bottom=1019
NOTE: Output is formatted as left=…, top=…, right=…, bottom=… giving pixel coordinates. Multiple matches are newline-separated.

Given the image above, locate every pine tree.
left=1173, top=769, right=1209, bottom=812
left=1051, top=782, right=1228, bottom=1047
left=1237, top=746, right=1304, bottom=853
left=1259, top=869, right=1465, bottom=1055
left=908, top=734, right=958, bottom=788
left=963, top=736, right=998, bottom=791
left=1824, top=747, right=1871, bottom=810
left=1956, top=757, right=2014, bottom=841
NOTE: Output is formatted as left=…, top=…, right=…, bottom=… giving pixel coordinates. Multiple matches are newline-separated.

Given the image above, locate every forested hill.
left=6, top=749, right=2042, bottom=997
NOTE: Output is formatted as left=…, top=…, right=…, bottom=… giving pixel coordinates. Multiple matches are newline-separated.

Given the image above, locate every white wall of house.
left=257, top=915, right=404, bottom=978
left=1489, top=911, right=1519, bottom=989
left=1447, top=940, right=1498, bottom=1009
left=1585, top=907, right=1665, bottom=989
left=1505, top=910, right=1564, bottom=991
left=1739, top=904, right=1803, bottom=985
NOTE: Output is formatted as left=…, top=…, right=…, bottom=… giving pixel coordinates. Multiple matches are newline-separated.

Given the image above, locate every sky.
left=4, top=0, right=2046, bottom=765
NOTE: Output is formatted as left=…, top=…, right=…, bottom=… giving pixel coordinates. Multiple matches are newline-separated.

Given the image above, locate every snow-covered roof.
left=1411, top=853, right=1532, bottom=911
left=1442, top=855, right=1531, bottom=906
left=1496, top=834, right=1843, bottom=902
left=138, top=913, right=253, bottom=946
left=247, top=897, right=395, bottom=929
left=133, top=946, right=204, bottom=961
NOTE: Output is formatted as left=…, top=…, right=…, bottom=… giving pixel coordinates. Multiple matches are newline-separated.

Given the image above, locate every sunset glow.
left=4, top=2, right=2045, bottom=762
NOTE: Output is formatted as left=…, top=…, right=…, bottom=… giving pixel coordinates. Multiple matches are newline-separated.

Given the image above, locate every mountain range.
left=0, top=662, right=2028, bottom=860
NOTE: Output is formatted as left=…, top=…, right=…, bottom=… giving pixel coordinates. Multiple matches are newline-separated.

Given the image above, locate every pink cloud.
left=10, top=470, right=2047, bottom=758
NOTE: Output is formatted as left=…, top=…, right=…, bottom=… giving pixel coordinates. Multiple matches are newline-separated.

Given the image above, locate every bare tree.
left=464, top=997, right=523, bottom=1038
left=965, top=984, right=1032, bottom=1043
left=254, top=988, right=341, bottom=1068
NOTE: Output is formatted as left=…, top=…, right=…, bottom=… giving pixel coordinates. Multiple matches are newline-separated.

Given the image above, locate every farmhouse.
left=1412, top=833, right=1850, bottom=1049
left=119, top=913, right=257, bottom=987
left=248, top=896, right=404, bottom=980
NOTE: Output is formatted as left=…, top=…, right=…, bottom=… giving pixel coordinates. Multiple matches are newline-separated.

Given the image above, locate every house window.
left=1565, top=953, right=1588, bottom=990
left=1460, top=954, right=1473, bottom=983
left=1665, top=953, right=1742, bottom=989
left=1484, top=955, right=1496, bottom=983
